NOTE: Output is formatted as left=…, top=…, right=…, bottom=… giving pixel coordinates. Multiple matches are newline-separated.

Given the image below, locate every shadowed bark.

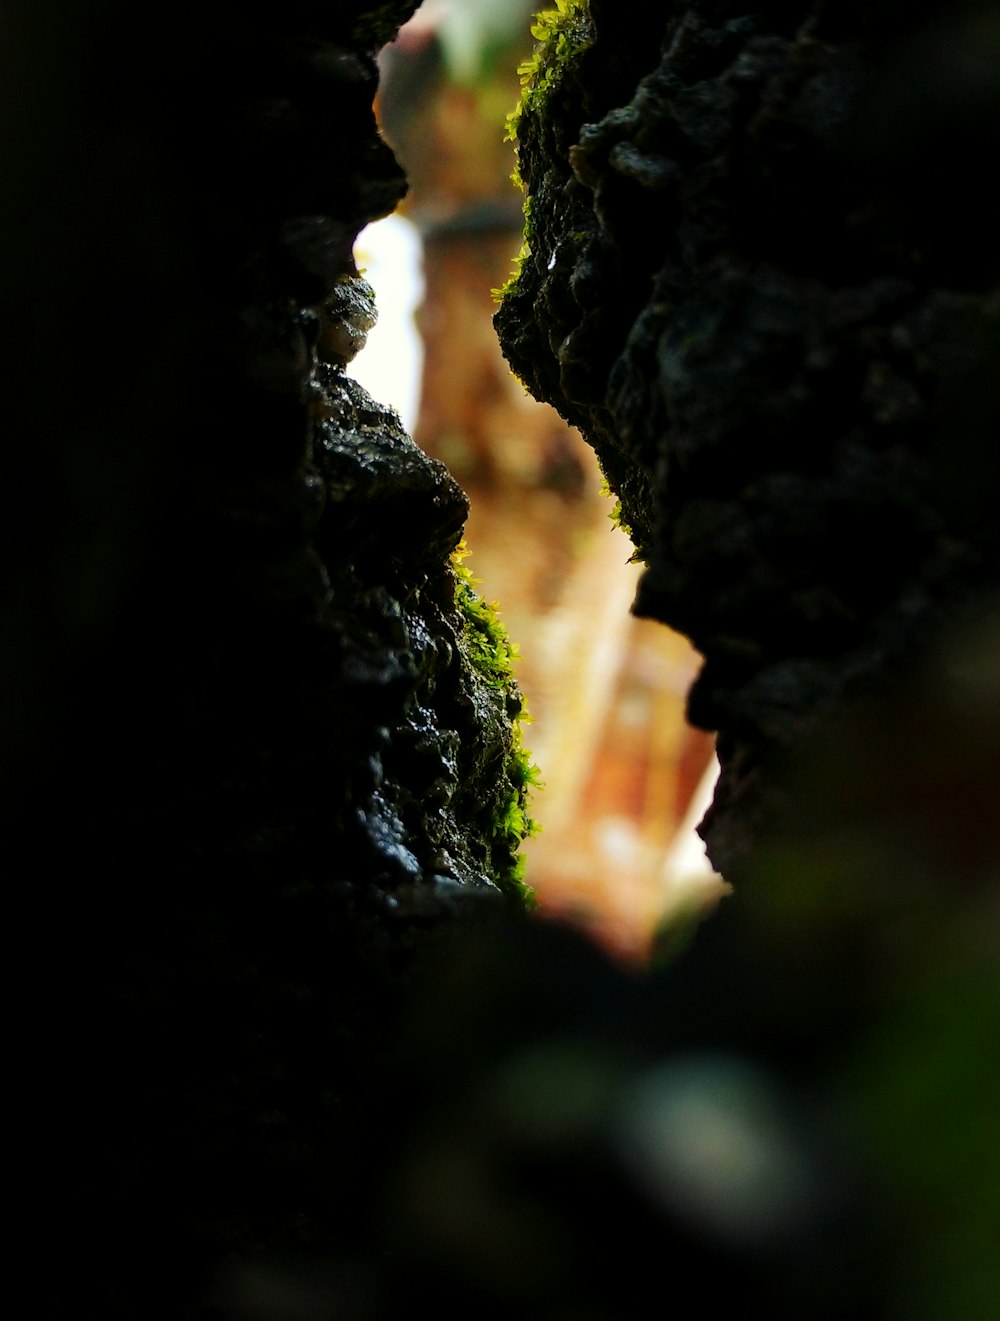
left=6, top=3, right=998, bottom=1317
left=494, top=0, right=1000, bottom=878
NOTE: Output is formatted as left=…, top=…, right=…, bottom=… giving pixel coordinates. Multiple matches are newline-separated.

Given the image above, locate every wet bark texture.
left=4, top=2, right=531, bottom=1313
left=495, top=0, right=1000, bottom=878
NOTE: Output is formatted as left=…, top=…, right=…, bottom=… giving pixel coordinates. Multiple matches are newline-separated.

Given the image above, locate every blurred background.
left=349, top=0, right=724, bottom=960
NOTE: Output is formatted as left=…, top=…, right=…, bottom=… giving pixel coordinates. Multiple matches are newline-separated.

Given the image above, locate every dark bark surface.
left=3, top=2, right=532, bottom=1313
left=495, top=0, right=1000, bottom=877
left=5, top=3, right=998, bottom=1318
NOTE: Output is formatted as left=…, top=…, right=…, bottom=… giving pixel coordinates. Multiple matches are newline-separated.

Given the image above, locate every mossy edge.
left=451, top=541, right=541, bottom=907
left=491, top=0, right=594, bottom=304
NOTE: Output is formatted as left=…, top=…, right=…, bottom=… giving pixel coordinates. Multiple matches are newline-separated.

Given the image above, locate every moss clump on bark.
left=493, top=0, right=595, bottom=304
left=451, top=541, right=541, bottom=905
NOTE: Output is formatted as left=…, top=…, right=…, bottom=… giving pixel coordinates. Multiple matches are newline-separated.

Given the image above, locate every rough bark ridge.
left=5, top=2, right=533, bottom=1312
left=495, top=0, right=1000, bottom=877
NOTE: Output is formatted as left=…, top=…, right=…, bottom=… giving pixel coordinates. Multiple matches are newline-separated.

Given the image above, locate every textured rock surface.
left=495, top=0, right=1000, bottom=877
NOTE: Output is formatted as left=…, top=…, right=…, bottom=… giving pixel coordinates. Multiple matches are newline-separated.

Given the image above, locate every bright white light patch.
left=351, top=213, right=425, bottom=435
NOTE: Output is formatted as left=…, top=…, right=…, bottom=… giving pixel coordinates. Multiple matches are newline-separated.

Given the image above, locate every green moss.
left=491, top=0, right=594, bottom=304
left=491, top=198, right=534, bottom=303
left=505, top=0, right=593, bottom=160
left=451, top=541, right=541, bottom=906
left=599, top=477, right=648, bottom=565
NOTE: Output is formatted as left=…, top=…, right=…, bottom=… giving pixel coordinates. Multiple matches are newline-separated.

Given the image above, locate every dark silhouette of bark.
left=495, top=0, right=1000, bottom=878
left=4, top=3, right=532, bottom=1313
left=6, top=3, right=998, bottom=1318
